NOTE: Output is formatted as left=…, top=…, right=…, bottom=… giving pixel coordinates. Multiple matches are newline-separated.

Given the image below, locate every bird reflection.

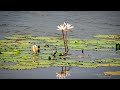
left=32, top=54, right=39, bottom=62
left=56, top=66, right=71, bottom=79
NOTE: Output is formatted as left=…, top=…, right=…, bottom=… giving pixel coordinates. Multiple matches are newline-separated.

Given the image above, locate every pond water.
left=0, top=11, right=120, bottom=79
left=0, top=67, right=120, bottom=79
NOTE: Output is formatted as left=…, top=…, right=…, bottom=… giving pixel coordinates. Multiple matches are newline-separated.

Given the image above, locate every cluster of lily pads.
left=94, top=35, right=120, bottom=39
left=0, top=34, right=120, bottom=74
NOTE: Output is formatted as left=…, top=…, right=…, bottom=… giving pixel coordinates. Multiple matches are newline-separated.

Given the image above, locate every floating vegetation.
left=0, top=58, right=120, bottom=70
left=0, top=34, right=120, bottom=70
left=57, top=22, right=74, bottom=54
left=97, top=63, right=120, bottom=67
left=104, top=71, right=120, bottom=75
left=78, top=54, right=90, bottom=58
left=94, top=35, right=120, bottom=39
left=1, top=50, right=20, bottom=55
left=5, top=35, right=31, bottom=40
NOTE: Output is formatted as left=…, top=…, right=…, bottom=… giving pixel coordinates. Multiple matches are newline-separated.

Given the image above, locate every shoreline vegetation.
left=0, top=34, right=120, bottom=76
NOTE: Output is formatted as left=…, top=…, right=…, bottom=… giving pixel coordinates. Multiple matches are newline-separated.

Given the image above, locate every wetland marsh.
left=0, top=11, right=120, bottom=79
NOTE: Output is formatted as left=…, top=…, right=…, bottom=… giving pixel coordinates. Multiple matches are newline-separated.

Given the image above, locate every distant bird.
left=48, top=56, right=51, bottom=60
left=32, top=44, right=40, bottom=54
left=82, top=49, right=84, bottom=54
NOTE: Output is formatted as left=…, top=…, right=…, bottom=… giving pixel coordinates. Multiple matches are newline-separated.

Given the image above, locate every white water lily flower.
left=57, top=24, right=65, bottom=31
left=57, top=22, right=74, bottom=32
left=66, top=23, right=74, bottom=30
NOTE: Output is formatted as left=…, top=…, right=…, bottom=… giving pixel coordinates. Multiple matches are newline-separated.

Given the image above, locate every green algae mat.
left=0, top=34, right=120, bottom=72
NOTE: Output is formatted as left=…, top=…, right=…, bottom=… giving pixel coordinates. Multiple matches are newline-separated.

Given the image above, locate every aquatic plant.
left=0, top=58, right=120, bottom=70
left=104, top=71, right=120, bottom=75
left=57, top=22, right=74, bottom=54
left=5, top=35, right=31, bottom=40
left=0, top=34, right=120, bottom=70
left=94, top=35, right=120, bottom=39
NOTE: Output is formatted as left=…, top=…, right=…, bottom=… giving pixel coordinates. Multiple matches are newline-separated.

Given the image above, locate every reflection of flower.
left=57, top=22, right=74, bottom=32
left=56, top=69, right=70, bottom=79
left=32, top=55, right=38, bottom=62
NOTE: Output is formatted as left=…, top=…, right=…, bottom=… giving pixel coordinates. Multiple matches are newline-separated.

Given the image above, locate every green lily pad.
left=94, top=35, right=120, bottom=39
left=0, top=34, right=120, bottom=70
left=104, top=71, right=120, bottom=75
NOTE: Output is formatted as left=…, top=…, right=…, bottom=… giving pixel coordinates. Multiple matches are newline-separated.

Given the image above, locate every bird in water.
left=48, top=56, right=51, bottom=60
left=32, top=44, right=40, bottom=54
left=82, top=49, right=84, bottom=54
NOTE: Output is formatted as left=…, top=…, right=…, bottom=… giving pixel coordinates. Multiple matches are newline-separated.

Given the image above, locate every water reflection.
left=56, top=66, right=71, bottom=79
left=56, top=47, right=72, bottom=79
left=32, top=54, right=39, bottom=62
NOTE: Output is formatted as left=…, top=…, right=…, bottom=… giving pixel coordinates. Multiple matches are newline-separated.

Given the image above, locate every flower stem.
left=62, top=30, right=67, bottom=53
left=64, top=31, right=69, bottom=54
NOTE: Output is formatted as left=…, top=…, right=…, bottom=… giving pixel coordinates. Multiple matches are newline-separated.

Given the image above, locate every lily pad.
left=104, top=71, right=120, bottom=75
left=94, top=35, right=120, bottom=39
left=0, top=34, right=120, bottom=70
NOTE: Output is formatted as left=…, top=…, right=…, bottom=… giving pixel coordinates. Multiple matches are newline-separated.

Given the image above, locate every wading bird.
left=32, top=44, right=40, bottom=54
